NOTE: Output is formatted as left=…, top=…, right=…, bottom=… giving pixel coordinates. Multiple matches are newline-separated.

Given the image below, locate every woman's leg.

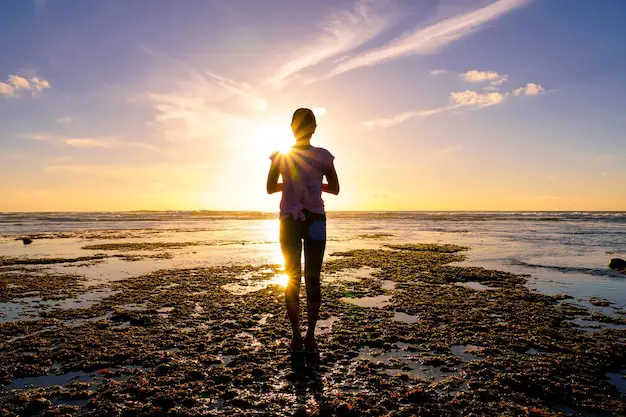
left=303, top=217, right=326, bottom=349
left=280, top=218, right=303, bottom=347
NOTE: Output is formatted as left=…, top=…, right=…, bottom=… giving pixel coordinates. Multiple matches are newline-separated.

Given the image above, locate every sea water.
left=1, top=211, right=625, bottom=318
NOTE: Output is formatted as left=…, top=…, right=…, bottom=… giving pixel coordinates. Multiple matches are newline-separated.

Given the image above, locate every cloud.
left=460, top=70, right=508, bottom=85
left=365, top=89, right=506, bottom=128
left=266, top=0, right=395, bottom=88
left=57, top=116, right=73, bottom=124
left=64, top=137, right=161, bottom=152
left=512, top=83, right=544, bottom=96
left=23, top=132, right=159, bottom=152
left=364, top=107, right=450, bottom=129
left=8, top=75, right=31, bottom=89
left=450, top=90, right=505, bottom=107
left=43, top=163, right=210, bottom=181
left=139, top=48, right=269, bottom=144
left=0, top=74, right=51, bottom=97
left=22, top=132, right=60, bottom=142
left=30, top=77, right=50, bottom=91
left=312, top=107, right=327, bottom=118
left=327, top=0, right=530, bottom=78
left=364, top=68, right=545, bottom=129
left=430, top=69, right=449, bottom=76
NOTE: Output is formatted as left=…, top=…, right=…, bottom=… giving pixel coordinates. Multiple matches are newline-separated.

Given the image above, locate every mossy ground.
left=0, top=244, right=624, bottom=416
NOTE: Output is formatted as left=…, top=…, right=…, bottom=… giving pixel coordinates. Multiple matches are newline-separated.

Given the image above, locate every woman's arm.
left=266, top=158, right=282, bottom=194
left=322, top=163, right=340, bottom=195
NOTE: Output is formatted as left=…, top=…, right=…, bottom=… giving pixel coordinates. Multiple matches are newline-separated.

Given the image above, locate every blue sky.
left=1, top=0, right=625, bottom=211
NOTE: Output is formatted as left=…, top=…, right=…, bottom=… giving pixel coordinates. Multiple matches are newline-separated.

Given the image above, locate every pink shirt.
left=270, top=146, right=335, bottom=220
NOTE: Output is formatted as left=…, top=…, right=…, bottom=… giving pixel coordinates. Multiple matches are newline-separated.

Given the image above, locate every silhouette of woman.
left=266, top=108, right=340, bottom=352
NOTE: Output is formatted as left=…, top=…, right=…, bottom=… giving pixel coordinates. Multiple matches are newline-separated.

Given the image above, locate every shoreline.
left=1, top=243, right=625, bottom=415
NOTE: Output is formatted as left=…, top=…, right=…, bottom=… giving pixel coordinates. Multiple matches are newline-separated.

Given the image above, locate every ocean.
left=1, top=211, right=626, bottom=320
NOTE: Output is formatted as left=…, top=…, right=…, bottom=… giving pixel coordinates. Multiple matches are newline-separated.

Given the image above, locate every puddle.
left=393, top=311, right=419, bottom=324
left=235, top=332, right=263, bottom=350
left=117, top=303, right=148, bottom=311
left=607, top=371, right=626, bottom=396
left=454, top=282, right=496, bottom=291
left=51, top=398, right=89, bottom=407
left=6, top=366, right=146, bottom=390
left=257, top=314, right=272, bottom=325
left=450, top=345, right=482, bottom=362
left=1, top=288, right=121, bottom=323
left=0, top=298, right=47, bottom=322
left=356, top=342, right=482, bottom=383
left=357, top=343, right=455, bottom=382
left=156, top=282, right=180, bottom=290
left=566, top=318, right=626, bottom=333
left=211, top=354, right=233, bottom=367
left=221, top=274, right=287, bottom=295
left=66, top=313, right=113, bottom=327
left=7, top=370, right=94, bottom=389
left=327, top=267, right=381, bottom=284
left=341, top=295, right=391, bottom=309
left=381, top=280, right=396, bottom=291
left=317, top=316, right=339, bottom=334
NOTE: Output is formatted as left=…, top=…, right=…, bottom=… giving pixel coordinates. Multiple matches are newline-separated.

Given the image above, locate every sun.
left=260, top=123, right=294, bottom=154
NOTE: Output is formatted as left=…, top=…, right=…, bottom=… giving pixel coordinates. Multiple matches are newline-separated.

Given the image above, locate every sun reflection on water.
left=272, top=273, right=289, bottom=287
left=264, top=219, right=285, bottom=266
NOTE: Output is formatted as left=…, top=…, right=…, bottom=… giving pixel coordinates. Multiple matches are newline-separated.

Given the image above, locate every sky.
left=1, top=0, right=626, bottom=212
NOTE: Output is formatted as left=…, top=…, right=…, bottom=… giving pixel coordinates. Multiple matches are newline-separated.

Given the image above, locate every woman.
left=266, top=108, right=340, bottom=353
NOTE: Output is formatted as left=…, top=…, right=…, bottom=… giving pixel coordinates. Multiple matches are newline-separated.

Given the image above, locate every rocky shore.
left=1, top=243, right=625, bottom=416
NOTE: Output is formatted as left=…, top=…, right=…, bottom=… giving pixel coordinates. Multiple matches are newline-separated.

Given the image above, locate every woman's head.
left=291, top=108, right=316, bottom=141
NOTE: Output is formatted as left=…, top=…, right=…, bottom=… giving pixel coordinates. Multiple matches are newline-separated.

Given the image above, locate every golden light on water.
left=263, top=219, right=288, bottom=288
left=272, top=273, right=289, bottom=287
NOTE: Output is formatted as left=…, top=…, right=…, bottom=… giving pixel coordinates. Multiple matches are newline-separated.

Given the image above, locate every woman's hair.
left=291, top=108, right=316, bottom=139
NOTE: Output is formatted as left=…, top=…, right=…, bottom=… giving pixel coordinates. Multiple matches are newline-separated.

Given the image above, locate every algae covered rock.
left=609, top=258, right=626, bottom=271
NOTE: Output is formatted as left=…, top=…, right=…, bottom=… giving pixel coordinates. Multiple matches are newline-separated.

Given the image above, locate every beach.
left=1, top=212, right=625, bottom=415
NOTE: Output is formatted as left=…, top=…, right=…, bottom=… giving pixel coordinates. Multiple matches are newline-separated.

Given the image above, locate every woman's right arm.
left=266, top=157, right=282, bottom=194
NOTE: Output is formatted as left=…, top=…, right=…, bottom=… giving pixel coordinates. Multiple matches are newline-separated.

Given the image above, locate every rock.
left=335, top=403, right=353, bottom=417
left=21, top=237, right=33, bottom=245
left=406, top=387, right=429, bottom=402
left=609, top=258, right=626, bottom=270
left=155, top=363, right=172, bottom=376
left=26, top=397, right=50, bottom=413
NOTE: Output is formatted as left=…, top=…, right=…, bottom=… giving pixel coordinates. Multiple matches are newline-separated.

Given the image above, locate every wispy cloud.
left=57, top=116, right=73, bottom=124
left=429, top=69, right=449, bottom=76
left=266, top=0, right=395, bottom=88
left=43, top=163, right=210, bottom=181
left=64, top=137, right=161, bottom=152
left=364, top=107, right=450, bottom=129
left=0, top=74, right=50, bottom=97
left=364, top=74, right=544, bottom=129
left=328, top=0, right=530, bottom=78
left=138, top=43, right=268, bottom=143
left=22, top=132, right=160, bottom=152
left=21, top=132, right=60, bottom=142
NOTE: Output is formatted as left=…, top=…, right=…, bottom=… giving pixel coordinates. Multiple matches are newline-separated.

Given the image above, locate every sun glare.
left=261, top=123, right=294, bottom=154
left=272, top=274, right=289, bottom=287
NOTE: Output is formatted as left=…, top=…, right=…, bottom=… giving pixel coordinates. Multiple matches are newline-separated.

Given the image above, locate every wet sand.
left=1, top=243, right=625, bottom=416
